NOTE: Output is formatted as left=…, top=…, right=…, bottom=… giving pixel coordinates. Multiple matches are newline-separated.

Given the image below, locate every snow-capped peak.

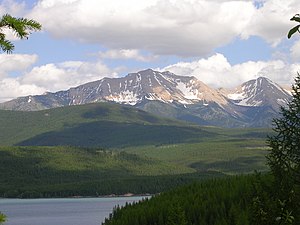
left=227, top=77, right=291, bottom=108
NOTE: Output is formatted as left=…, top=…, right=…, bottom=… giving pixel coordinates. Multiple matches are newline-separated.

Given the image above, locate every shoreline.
left=0, top=193, right=153, bottom=200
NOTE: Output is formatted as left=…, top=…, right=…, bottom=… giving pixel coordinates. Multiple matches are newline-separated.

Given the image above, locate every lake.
left=0, top=196, right=146, bottom=225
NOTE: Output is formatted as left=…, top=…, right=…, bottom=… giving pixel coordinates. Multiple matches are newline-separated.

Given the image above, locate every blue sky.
left=0, top=0, right=300, bottom=102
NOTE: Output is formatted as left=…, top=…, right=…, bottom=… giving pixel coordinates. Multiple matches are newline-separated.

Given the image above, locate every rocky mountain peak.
left=0, top=70, right=293, bottom=127
left=227, top=76, right=291, bottom=109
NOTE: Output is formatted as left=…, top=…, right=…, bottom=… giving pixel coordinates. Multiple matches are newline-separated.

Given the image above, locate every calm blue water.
left=0, top=197, right=146, bottom=225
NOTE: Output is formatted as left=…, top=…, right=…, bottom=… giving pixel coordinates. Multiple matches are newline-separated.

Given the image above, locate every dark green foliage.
left=251, top=173, right=298, bottom=225
left=16, top=121, right=214, bottom=148
left=267, top=75, right=300, bottom=188
left=250, top=173, right=277, bottom=225
left=0, top=14, right=41, bottom=53
left=102, top=176, right=255, bottom=225
left=265, top=74, right=300, bottom=224
left=288, top=14, right=300, bottom=38
left=166, top=203, right=187, bottom=225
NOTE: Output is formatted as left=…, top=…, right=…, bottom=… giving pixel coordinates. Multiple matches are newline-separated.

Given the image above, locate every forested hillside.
left=102, top=175, right=259, bottom=225
left=0, top=146, right=222, bottom=198
left=0, top=103, right=272, bottom=198
left=0, top=140, right=268, bottom=198
left=0, top=102, right=213, bottom=147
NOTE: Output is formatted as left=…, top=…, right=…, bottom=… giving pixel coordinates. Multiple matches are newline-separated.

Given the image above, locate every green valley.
left=0, top=102, right=273, bottom=198
left=0, top=102, right=227, bottom=148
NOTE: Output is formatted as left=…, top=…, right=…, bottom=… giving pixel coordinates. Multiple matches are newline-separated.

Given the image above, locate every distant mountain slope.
left=224, top=77, right=291, bottom=127
left=0, top=69, right=291, bottom=127
left=227, top=77, right=291, bottom=109
left=0, top=102, right=216, bottom=147
left=0, top=69, right=229, bottom=109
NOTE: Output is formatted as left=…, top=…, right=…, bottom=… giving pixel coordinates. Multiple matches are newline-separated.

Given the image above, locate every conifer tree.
left=0, top=14, right=41, bottom=53
left=166, top=203, right=187, bottom=225
left=266, top=73, right=300, bottom=224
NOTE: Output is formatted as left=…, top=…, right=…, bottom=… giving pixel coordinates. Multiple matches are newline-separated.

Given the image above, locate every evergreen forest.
left=102, top=175, right=259, bottom=225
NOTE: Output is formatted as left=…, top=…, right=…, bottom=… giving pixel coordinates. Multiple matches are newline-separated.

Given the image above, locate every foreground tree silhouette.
left=267, top=73, right=300, bottom=224
left=0, top=14, right=41, bottom=53
left=252, top=74, right=300, bottom=225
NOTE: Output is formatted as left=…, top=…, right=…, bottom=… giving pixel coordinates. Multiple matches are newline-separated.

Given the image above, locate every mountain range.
left=0, top=69, right=291, bottom=127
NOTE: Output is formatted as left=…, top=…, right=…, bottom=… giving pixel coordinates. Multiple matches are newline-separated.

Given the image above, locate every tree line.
left=102, top=176, right=255, bottom=225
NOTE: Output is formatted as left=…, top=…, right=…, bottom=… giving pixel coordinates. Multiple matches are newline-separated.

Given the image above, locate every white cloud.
left=290, top=39, right=300, bottom=61
left=21, top=61, right=117, bottom=92
left=162, top=53, right=298, bottom=88
left=26, top=0, right=300, bottom=57
left=0, top=78, right=45, bottom=102
left=241, top=0, right=300, bottom=45
left=2, top=0, right=300, bottom=102
left=0, top=54, right=38, bottom=76
left=1, top=53, right=298, bottom=103
left=28, top=0, right=257, bottom=57
left=98, top=49, right=157, bottom=62
left=0, top=59, right=118, bottom=102
left=0, top=0, right=27, bottom=16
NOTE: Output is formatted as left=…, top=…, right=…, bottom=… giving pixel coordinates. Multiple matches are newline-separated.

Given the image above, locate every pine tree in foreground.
left=0, top=14, right=41, bottom=53
left=254, top=73, right=300, bottom=225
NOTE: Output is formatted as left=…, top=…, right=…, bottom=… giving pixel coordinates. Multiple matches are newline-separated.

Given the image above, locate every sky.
left=1, top=0, right=300, bottom=102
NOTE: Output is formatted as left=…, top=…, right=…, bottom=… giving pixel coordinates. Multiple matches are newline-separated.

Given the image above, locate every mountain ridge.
left=0, top=69, right=291, bottom=127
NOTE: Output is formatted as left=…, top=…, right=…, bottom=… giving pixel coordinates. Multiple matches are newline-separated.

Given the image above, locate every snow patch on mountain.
left=109, top=90, right=139, bottom=105
left=176, top=81, right=199, bottom=100
left=227, top=93, right=245, bottom=101
left=227, top=76, right=291, bottom=107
